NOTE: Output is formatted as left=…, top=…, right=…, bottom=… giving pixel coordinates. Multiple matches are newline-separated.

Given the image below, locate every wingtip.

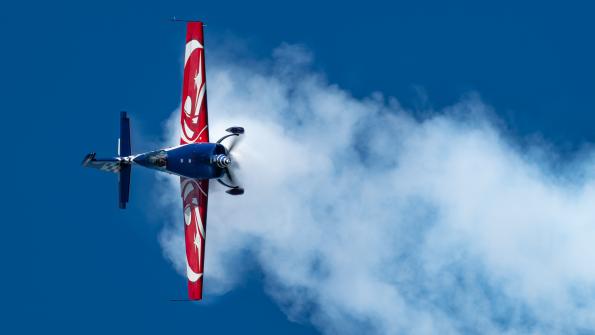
left=170, top=17, right=204, bottom=24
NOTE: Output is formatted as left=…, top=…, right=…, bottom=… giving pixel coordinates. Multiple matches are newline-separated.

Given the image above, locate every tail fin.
left=118, top=111, right=132, bottom=209
left=82, top=111, right=133, bottom=209
left=81, top=153, right=122, bottom=172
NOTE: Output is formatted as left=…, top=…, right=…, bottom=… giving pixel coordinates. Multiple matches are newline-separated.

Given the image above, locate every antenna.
left=170, top=16, right=205, bottom=25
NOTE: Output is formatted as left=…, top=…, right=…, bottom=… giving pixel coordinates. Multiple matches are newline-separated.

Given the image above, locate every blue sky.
left=3, top=1, right=595, bottom=334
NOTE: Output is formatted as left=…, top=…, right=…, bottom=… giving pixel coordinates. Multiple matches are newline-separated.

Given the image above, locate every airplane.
left=82, top=21, right=243, bottom=300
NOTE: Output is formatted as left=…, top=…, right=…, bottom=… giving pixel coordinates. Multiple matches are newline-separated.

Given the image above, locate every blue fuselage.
left=133, top=143, right=228, bottom=179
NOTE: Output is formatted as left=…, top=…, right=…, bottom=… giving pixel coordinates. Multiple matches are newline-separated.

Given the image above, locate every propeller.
left=227, top=134, right=243, bottom=153
left=215, top=127, right=245, bottom=195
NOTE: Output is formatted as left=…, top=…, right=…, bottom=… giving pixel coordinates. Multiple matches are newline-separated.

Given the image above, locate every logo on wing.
left=181, top=178, right=207, bottom=282
left=180, top=39, right=208, bottom=144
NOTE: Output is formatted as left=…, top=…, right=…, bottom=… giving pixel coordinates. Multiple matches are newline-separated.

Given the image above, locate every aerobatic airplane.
left=82, top=21, right=243, bottom=300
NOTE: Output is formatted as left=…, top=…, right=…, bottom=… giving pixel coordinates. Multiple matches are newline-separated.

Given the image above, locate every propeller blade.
left=226, top=188, right=244, bottom=195
left=225, top=167, right=236, bottom=185
left=227, top=134, right=243, bottom=153
left=216, top=133, right=237, bottom=144
left=216, top=169, right=244, bottom=195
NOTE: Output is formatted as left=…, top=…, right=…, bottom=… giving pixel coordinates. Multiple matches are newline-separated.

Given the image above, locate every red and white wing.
left=180, top=21, right=209, bottom=145
left=179, top=22, right=209, bottom=300
left=180, top=178, right=209, bottom=300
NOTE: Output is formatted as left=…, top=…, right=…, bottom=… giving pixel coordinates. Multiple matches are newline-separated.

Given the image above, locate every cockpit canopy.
left=133, top=150, right=168, bottom=169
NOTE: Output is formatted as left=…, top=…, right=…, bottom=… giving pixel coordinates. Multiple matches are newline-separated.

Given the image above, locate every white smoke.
left=157, top=43, right=595, bottom=334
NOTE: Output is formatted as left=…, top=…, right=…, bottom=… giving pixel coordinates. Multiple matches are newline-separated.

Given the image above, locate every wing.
left=179, top=22, right=209, bottom=300
left=180, top=177, right=208, bottom=300
left=180, top=21, right=209, bottom=145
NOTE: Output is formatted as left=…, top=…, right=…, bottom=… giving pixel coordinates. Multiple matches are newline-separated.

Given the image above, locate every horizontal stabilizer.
left=119, top=164, right=131, bottom=209
left=119, top=111, right=131, bottom=157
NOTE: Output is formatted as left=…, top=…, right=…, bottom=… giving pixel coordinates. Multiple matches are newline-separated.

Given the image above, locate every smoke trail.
left=157, top=43, right=595, bottom=334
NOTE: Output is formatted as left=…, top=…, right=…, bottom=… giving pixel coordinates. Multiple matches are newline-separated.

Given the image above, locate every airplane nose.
left=213, top=154, right=231, bottom=168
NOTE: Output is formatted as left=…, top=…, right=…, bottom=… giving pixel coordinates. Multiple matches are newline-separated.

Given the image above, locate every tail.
left=82, top=111, right=132, bottom=209
left=118, top=112, right=131, bottom=209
